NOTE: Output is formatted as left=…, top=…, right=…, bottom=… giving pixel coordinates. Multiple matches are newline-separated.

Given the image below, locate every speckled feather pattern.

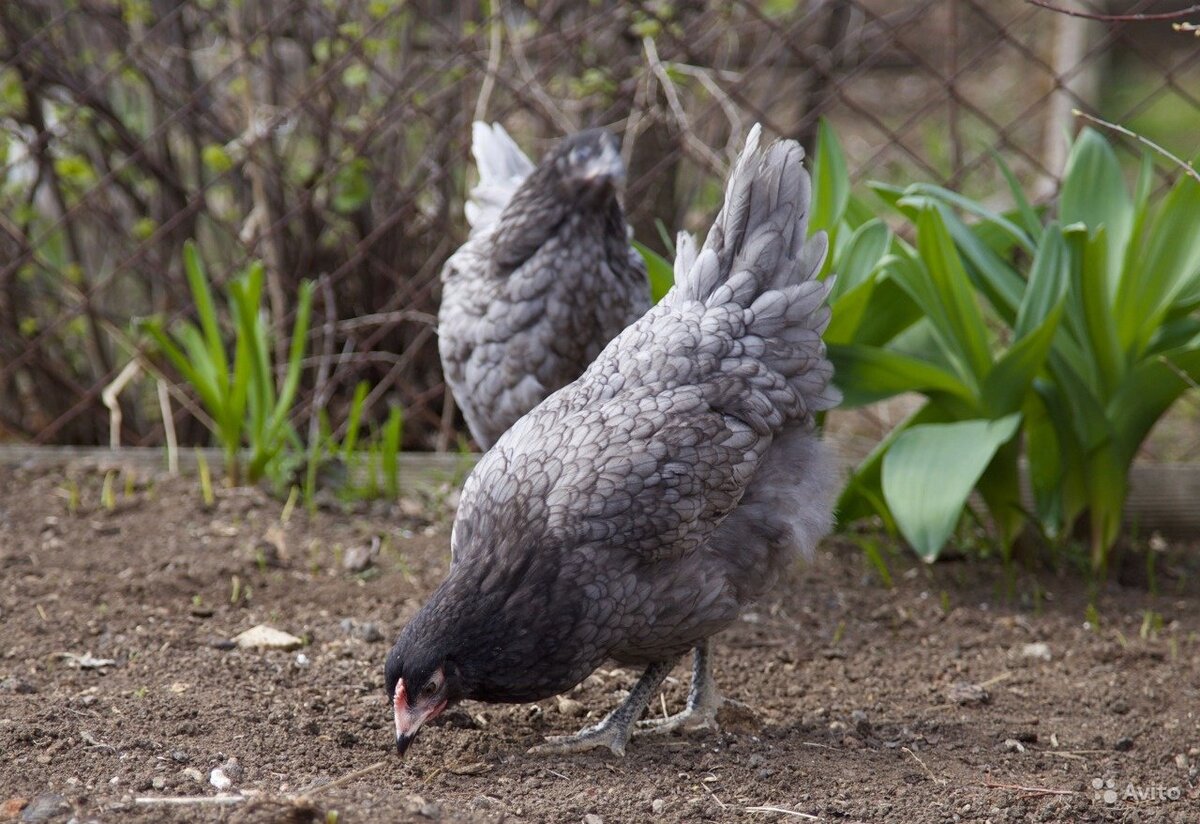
left=438, top=125, right=649, bottom=448
left=405, top=126, right=839, bottom=703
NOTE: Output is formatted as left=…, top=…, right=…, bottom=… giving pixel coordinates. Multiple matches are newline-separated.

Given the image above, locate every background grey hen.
left=438, top=122, right=650, bottom=448
left=387, top=124, right=839, bottom=758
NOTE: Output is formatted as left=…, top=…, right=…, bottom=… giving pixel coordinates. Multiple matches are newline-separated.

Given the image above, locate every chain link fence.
left=1, top=0, right=1197, bottom=450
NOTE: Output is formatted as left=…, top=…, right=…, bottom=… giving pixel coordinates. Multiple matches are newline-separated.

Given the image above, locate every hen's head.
left=546, top=128, right=625, bottom=199
left=384, top=637, right=459, bottom=756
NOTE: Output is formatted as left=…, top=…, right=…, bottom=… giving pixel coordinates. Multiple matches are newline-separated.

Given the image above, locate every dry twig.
left=983, top=781, right=1078, bottom=797
left=745, top=805, right=820, bottom=820
left=1073, top=110, right=1200, bottom=185
left=903, top=746, right=946, bottom=785
left=299, top=760, right=388, bottom=796
left=1027, top=1, right=1200, bottom=22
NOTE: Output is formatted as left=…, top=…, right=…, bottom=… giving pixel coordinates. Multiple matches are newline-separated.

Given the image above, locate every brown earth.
left=1, top=458, right=1199, bottom=824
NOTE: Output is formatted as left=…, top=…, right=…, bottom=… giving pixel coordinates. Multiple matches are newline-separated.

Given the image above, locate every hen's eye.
left=421, top=680, right=438, bottom=698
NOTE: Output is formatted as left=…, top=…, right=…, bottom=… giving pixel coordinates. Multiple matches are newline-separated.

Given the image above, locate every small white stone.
left=651, top=798, right=665, bottom=815
left=1020, top=642, right=1052, bottom=661
left=209, top=768, right=232, bottom=790
left=233, top=624, right=304, bottom=650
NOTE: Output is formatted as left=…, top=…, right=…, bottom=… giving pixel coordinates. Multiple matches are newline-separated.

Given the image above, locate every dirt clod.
left=946, top=682, right=990, bottom=706
left=17, top=795, right=69, bottom=823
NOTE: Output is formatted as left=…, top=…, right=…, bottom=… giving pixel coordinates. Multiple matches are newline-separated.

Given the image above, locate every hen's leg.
left=528, top=659, right=675, bottom=757
left=637, top=639, right=733, bottom=735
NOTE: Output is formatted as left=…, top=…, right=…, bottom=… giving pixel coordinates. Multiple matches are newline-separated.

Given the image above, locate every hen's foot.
left=528, top=659, right=675, bottom=758
left=528, top=716, right=634, bottom=757
left=637, top=695, right=750, bottom=735
left=635, top=639, right=755, bottom=736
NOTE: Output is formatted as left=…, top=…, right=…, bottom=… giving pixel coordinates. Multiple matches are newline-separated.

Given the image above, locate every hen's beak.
left=578, top=143, right=624, bottom=185
left=395, top=729, right=419, bottom=757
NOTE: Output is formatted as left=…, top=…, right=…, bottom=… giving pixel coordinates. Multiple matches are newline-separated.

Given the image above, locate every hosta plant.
left=836, top=128, right=1200, bottom=570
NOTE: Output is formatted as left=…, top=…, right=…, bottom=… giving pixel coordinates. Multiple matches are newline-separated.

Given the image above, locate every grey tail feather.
left=465, top=122, right=535, bottom=231
left=672, top=123, right=840, bottom=414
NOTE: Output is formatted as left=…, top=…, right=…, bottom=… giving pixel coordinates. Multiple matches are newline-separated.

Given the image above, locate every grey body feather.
left=397, top=125, right=839, bottom=705
left=438, top=123, right=650, bottom=448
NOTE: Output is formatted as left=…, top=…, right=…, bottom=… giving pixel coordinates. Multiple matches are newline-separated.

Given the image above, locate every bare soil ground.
left=2, top=458, right=1199, bottom=823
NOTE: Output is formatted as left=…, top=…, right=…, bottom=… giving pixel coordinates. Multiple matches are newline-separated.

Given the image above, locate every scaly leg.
left=529, top=659, right=675, bottom=757
left=637, top=639, right=735, bottom=735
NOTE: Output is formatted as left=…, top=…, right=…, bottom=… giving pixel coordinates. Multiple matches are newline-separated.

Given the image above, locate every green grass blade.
left=633, top=240, right=675, bottom=304
left=342, top=381, right=370, bottom=459
left=266, top=279, right=314, bottom=442
left=182, top=240, right=231, bottom=387
left=382, top=405, right=403, bottom=498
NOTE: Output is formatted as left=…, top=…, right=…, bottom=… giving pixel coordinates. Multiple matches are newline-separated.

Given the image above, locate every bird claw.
left=635, top=696, right=750, bottom=737
left=635, top=705, right=718, bottom=736
left=528, top=723, right=628, bottom=757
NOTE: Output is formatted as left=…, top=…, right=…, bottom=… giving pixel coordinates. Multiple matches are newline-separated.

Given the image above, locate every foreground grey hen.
left=438, top=122, right=650, bottom=448
left=387, top=125, right=839, bottom=757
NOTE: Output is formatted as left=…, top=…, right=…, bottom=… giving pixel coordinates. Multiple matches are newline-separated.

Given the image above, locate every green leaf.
left=976, top=436, right=1025, bottom=555
left=881, top=414, right=1022, bottom=561
left=810, top=118, right=850, bottom=238
left=902, top=183, right=1035, bottom=255
left=182, top=241, right=230, bottom=396
left=342, top=381, right=370, bottom=458
left=201, top=143, right=234, bottom=175
left=991, top=149, right=1043, bottom=242
left=829, top=343, right=978, bottom=408
left=633, top=240, right=674, bottom=304
left=1013, top=223, right=1069, bottom=339
left=982, top=300, right=1062, bottom=417
left=839, top=401, right=956, bottom=525
left=1109, top=346, right=1200, bottom=468
left=932, top=203, right=1024, bottom=324
left=341, top=62, right=370, bottom=88
left=1059, top=128, right=1132, bottom=297
left=1023, top=388, right=1067, bottom=539
left=827, top=269, right=921, bottom=347
left=332, top=159, right=372, bottom=213
left=1118, top=173, right=1200, bottom=358
left=830, top=218, right=890, bottom=298
left=1073, top=227, right=1125, bottom=396
left=265, top=280, right=314, bottom=444
left=382, top=405, right=404, bottom=498
left=906, top=207, right=993, bottom=384
left=1084, top=443, right=1126, bottom=571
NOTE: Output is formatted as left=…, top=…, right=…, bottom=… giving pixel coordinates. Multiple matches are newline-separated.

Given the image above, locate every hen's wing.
left=463, top=122, right=535, bottom=235
left=452, top=125, right=837, bottom=566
